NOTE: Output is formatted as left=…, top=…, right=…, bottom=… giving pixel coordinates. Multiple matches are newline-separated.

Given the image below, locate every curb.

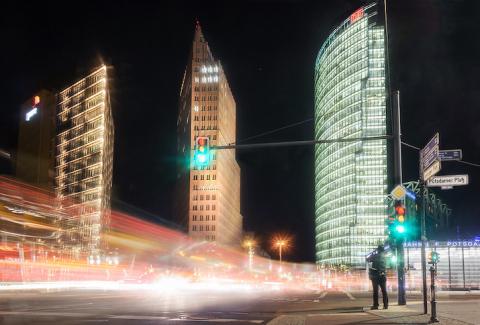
left=267, top=315, right=306, bottom=325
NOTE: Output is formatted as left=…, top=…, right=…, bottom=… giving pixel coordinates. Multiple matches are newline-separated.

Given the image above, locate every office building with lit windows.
left=16, top=90, right=56, bottom=190
left=175, top=22, right=242, bottom=246
left=314, top=3, right=388, bottom=266
left=55, top=66, right=114, bottom=254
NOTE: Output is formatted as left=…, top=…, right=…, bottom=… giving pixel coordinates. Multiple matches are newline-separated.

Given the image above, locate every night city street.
left=0, top=287, right=479, bottom=324
left=2, top=0, right=480, bottom=324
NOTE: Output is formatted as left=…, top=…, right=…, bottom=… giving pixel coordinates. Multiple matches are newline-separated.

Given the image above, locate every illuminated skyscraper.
left=55, top=66, right=114, bottom=254
left=16, top=90, right=56, bottom=190
left=314, top=3, right=388, bottom=266
left=176, top=22, right=242, bottom=246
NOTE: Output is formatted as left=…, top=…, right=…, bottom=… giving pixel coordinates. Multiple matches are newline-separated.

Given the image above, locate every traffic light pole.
left=392, top=90, right=406, bottom=305
left=212, top=135, right=392, bottom=150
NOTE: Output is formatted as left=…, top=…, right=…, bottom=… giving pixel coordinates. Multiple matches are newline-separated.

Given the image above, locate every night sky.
left=2, top=0, right=480, bottom=262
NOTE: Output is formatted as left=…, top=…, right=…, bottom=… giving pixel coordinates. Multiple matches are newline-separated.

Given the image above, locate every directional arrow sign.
left=422, top=146, right=440, bottom=170
left=439, top=149, right=462, bottom=161
left=420, top=133, right=441, bottom=181
left=427, top=174, right=469, bottom=187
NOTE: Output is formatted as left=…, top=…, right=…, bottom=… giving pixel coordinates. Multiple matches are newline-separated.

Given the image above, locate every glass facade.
left=314, top=4, right=388, bottom=266
left=404, top=241, right=480, bottom=290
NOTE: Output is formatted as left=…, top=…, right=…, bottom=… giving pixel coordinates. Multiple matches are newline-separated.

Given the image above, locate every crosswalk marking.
left=342, top=290, right=356, bottom=300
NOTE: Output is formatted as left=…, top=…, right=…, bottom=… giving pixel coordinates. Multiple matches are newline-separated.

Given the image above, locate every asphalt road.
left=0, top=288, right=478, bottom=324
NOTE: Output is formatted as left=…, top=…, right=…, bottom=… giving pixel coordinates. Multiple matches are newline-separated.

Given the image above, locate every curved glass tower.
left=314, top=3, right=388, bottom=266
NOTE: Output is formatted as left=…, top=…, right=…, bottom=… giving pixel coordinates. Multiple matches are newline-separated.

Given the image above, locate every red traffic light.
left=395, top=205, right=405, bottom=216
left=197, top=137, right=208, bottom=147
left=394, top=201, right=406, bottom=223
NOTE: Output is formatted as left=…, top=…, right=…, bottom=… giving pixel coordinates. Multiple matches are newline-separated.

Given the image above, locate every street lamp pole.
left=279, top=242, right=283, bottom=264
left=248, top=243, right=254, bottom=271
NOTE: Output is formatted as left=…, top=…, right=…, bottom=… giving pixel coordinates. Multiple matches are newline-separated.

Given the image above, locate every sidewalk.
left=366, top=302, right=476, bottom=325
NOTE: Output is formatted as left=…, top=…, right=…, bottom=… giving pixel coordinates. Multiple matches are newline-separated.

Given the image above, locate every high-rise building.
left=55, top=66, right=114, bottom=254
left=314, top=3, right=388, bottom=266
left=176, top=23, right=242, bottom=246
left=16, top=90, right=56, bottom=190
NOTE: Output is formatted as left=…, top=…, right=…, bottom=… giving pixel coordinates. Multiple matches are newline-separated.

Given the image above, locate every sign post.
left=418, top=133, right=441, bottom=315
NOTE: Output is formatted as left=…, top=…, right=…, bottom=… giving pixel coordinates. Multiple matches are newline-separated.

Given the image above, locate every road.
left=0, top=287, right=478, bottom=324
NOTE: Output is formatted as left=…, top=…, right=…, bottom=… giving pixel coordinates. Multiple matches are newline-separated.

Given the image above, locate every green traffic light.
left=390, top=254, right=397, bottom=264
left=197, top=153, right=207, bottom=163
left=395, top=224, right=405, bottom=234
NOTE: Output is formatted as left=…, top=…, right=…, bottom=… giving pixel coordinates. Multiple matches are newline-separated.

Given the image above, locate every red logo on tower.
left=350, top=8, right=364, bottom=24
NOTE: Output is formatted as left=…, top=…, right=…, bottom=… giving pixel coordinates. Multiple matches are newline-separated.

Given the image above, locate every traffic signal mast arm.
left=210, top=135, right=393, bottom=150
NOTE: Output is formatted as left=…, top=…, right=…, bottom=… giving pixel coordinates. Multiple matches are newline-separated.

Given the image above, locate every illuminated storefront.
left=314, top=3, right=388, bottom=266
left=404, top=240, right=480, bottom=290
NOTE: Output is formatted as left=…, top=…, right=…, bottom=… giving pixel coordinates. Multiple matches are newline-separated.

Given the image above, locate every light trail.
left=0, top=176, right=439, bottom=294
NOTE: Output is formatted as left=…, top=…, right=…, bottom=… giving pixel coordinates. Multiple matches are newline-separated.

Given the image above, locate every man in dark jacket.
left=367, top=245, right=388, bottom=309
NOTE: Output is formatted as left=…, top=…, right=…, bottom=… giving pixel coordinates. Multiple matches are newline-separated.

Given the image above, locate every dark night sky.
left=2, top=0, right=480, bottom=262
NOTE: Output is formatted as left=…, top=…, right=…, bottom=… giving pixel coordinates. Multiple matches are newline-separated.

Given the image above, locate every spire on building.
left=194, top=19, right=205, bottom=43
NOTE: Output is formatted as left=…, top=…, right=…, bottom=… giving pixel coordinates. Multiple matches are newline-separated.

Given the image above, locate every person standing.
left=367, top=245, right=388, bottom=309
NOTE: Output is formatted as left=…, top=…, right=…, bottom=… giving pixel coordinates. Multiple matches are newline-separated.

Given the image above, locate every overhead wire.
left=401, top=141, right=480, bottom=168
left=232, top=118, right=314, bottom=145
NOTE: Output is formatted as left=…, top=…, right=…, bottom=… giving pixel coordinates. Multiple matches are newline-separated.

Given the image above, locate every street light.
left=242, top=239, right=256, bottom=271
left=271, top=235, right=291, bottom=270
left=275, top=240, right=286, bottom=263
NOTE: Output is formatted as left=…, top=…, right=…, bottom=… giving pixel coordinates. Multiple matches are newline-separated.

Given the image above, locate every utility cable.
left=402, top=141, right=480, bottom=168
left=233, top=118, right=313, bottom=145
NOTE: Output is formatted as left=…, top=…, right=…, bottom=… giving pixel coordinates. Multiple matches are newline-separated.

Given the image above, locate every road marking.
left=307, top=312, right=366, bottom=317
left=342, top=290, right=356, bottom=300
left=319, top=291, right=328, bottom=299
left=169, top=318, right=263, bottom=323
left=109, top=315, right=169, bottom=320
left=0, top=311, right=91, bottom=317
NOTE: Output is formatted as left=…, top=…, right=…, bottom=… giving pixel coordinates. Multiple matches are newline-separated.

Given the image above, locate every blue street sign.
left=422, top=146, right=439, bottom=170
left=439, top=149, right=462, bottom=161
left=421, top=133, right=439, bottom=159
left=420, top=133, right=441, bottom=181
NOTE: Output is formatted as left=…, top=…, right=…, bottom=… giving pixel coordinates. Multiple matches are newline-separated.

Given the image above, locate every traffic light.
left=428, top=251, right=440, bottom=264
left=194, top=136, right=210, bottom=166
left=394, top=201, right=407, bottom=235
